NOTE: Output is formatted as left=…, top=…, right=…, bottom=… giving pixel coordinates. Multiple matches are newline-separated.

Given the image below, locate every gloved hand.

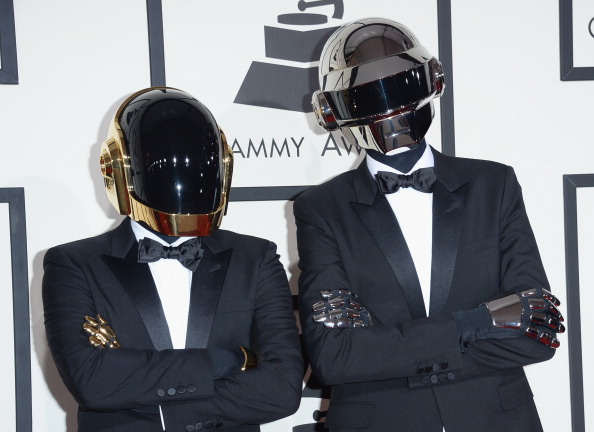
left=452, top=287, right=565, bottom=350
left=83, top=314, right=121, bottom=348
left=211, top=346, right=258, bottom=378
left=312, top=289, right=374, bottom=328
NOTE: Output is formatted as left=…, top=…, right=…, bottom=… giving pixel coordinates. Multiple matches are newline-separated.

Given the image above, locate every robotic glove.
left=484, top=287, right=565, bottom=347
left=83, top=314, right=121, bottom=349
left=312, top=289, right=374, bottom=328
left=453, top=288, right=565, bottom=350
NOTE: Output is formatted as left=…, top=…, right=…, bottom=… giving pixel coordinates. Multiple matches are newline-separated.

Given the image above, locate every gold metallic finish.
left=100, top=136, right=131, bottom=216
left=239, top=345, right=258, bottom=371
left=83, top=314, right=121, bottom=349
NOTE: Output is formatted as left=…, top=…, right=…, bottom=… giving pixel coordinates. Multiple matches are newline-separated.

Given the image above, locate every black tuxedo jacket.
left=42, top=218, right=303, bottom=432
left=294, top=149, right=555, bottom=432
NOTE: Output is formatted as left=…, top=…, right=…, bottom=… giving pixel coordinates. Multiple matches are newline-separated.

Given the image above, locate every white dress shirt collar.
left=366, top=144, right=435, bottom=176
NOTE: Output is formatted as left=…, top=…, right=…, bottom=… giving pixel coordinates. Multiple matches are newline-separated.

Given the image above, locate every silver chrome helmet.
left=312, top=18, right=445, bottom=153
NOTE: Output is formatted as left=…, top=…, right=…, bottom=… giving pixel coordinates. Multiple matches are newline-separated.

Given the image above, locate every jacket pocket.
left=325, top=401, right=373, bottom=429
left=499, top=375, right=534, bottom=410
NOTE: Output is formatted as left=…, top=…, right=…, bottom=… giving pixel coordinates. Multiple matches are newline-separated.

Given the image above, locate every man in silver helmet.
left=43, top=87, right=302, bottom=432
left=295, top=18, right=564, bottom=432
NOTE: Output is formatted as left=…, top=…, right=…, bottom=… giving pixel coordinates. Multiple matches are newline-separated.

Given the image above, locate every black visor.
left=119, top=89, right=223, bottom=215
left=323, top=61, right=436, bottom=124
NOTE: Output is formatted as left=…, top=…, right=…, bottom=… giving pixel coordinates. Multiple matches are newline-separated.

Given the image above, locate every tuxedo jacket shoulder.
left=42, top=218, right=302, bottom=432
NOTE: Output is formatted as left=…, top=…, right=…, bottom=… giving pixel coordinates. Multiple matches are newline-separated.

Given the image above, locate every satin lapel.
left=429, top=149, right=467, bottom=315
left=185, top=246, right=232, bottom=349
left=103, top=236, right=173, bottom=351
left=351, top=164, right=426, bottom=319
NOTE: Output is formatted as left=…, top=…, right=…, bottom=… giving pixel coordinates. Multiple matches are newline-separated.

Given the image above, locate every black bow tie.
left=137, top=237, right=204, bottom=271
left=375, top=167, right=436, bottom=194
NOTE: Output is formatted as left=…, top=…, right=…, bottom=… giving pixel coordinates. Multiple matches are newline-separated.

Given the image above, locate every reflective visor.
left=119, top=91, right=224, bottom=215
left=323, top=61, right=435, bottom=124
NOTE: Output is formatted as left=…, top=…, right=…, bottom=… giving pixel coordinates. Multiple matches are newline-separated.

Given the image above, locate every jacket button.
left=422, top=376, right=431, bottom=384
left=177, top=385, right=186, bottom=394
left=187, top=384, right=197, bottom=392
left=430, top=374, right=438, bottom=384
left=447, top=372, right=456, bottom=380
left=440, top=361, right=449, bottom=369
left=195, top=423, right=204, bottom=431
left=205, top=421, right=214, bottom=429
left=416, top=367, right=425, bottom=375
left=424, top=366, right=433, bottom=373
left=186, top=426, right=195, bottom=432
left=432, top=363, right=440, bottom=371
left=167, top=387, right=176, bottom=396
left=438, top=374, right=446, bottom=382
left=215, top=421, right=223, bottom=428
left=157, top=389, right=165, bottom=397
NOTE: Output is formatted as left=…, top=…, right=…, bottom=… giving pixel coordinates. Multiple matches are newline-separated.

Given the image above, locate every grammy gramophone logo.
left=234, top=0, right=344, bottom=113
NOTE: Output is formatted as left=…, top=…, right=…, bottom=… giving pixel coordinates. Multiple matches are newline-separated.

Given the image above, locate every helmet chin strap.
left=366, top=139, right=427, bottom=173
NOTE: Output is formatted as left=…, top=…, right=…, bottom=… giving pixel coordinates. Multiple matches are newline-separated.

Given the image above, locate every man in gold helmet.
left=43, top=87, right=302, bottom=432
left=295, top=18, right=564, bottom=432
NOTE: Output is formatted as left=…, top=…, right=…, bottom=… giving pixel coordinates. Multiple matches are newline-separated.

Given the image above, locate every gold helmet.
left=100, top=87, right=233, bottom=236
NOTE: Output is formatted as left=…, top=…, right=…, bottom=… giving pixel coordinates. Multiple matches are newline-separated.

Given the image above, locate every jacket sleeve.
left=294, top=194, right=464, bottom=386
left=42, top=246, right=216, bottom=411
left=457, top=166, right=555, bottom=378
left=160, top=242, right=303, bottom=430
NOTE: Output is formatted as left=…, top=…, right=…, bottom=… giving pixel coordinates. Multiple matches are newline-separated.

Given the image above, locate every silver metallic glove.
left=483, top=287, right=565, bottom=348
left=312, top=289, right=374, bottom=328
